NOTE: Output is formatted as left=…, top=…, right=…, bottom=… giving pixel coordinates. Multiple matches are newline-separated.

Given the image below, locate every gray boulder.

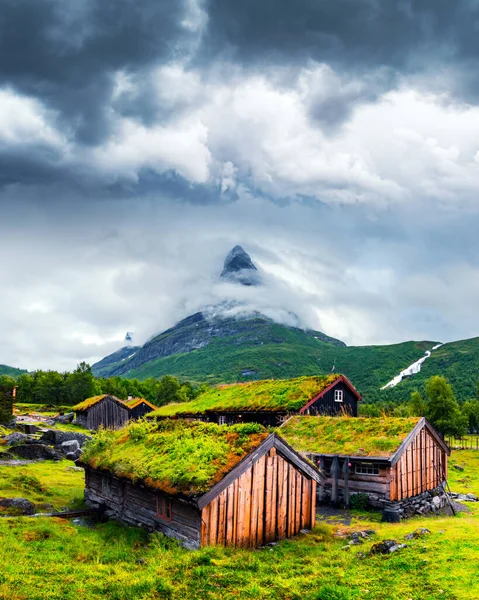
left=369, top=540, right=407, bottom=555
left=53, top=412, right=74, bottom=424
left=40, top=430, right=91, bottom=448
left=0, top=497, right=36, bottom=515
left=10, top=444, right=60, bottom=461
left=61, top=440, right=80, bottom=454
left=4, top=432, right=30, bottom=446
left=65, top=450, right=81, bottom=461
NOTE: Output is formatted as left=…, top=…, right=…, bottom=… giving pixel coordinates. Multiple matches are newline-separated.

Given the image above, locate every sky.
left=2, top=0, right=479, bottom=371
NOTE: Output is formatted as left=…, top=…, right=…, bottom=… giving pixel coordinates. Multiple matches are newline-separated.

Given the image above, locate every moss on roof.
left=123, top=398, right=157, bottom=411
left=73, top=395, right=113, bottom=411
left=279, top=416, right=421, bottom=458
left=81, top=419, right=269, bottom=496
left=150, top=375, right=343, bottom=417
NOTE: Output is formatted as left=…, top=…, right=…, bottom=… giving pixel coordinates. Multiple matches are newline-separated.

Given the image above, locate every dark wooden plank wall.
left=390, top=427, right=448, bottom=501
left=86, top=398, right=129, bottom=430
left=85, top=469, right=202, bottom=549
left=307, top=382, right=358, bottom=417
left=201, top=447, right=316, bottom=548
left=129, top=403, right=155, bottom=420
left=182, top=412, right=285, bottom=427
left=75, top=412, right=88, bottom=428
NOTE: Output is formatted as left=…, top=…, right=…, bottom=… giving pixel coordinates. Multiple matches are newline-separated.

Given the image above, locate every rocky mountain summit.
left=220, top=245, right=261, bottom=286
left=92, top=245, right=344, bottom=379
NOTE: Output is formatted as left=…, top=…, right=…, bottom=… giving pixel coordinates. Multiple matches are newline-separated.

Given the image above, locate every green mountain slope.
left=94, top=314, right=440, bottom=401
left=0, top=364, right=27, bottom=378
left=376, top=337, right=479, bottom=404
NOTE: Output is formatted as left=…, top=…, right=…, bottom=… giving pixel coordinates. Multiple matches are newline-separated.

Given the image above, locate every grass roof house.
left=150, top=375, right=361, bottom=427
left=81, top=419, right=322, bottom=549
left=279, top=416, right=450, bottom=506
left=73, top=395, right=157, bottom=430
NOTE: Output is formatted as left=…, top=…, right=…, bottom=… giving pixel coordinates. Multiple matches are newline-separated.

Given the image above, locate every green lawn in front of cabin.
left=0, top=452, right=478, bottom=599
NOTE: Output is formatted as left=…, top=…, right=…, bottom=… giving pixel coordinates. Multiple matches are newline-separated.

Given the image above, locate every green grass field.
left=0, top=451, right=478, bottom=599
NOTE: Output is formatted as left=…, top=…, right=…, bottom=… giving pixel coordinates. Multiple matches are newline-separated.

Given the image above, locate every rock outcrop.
left=220, top=245, right=261, bottom=286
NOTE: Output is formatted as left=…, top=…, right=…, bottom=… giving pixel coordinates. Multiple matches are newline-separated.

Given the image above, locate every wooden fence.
left=446, top=435, right=479, bottom=450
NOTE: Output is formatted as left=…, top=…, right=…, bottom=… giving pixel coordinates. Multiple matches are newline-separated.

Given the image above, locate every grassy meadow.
left=0, top=450, right=478, bottom=599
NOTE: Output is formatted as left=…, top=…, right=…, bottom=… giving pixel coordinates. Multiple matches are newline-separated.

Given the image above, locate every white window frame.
left=218, top=415, right=227, bottom=425
left=334, top=389, right=344, bottom=403
left=355, top=463, right=380, bottom=476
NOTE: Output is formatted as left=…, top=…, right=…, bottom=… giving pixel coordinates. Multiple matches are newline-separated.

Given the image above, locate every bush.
left=350, top=493, right=369, bottom=510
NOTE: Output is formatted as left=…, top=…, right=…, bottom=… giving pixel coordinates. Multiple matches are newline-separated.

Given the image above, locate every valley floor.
left=0, top=452, right=478, bottom=600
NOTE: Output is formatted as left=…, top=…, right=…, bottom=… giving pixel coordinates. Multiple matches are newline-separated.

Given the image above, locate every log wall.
left=201, top=447, right=316, bottom=548
left=85, top=398, right=129, bottom=430
left=390, top=427, right=448, bottom=501
left=84, top=469, right=202, bottom=549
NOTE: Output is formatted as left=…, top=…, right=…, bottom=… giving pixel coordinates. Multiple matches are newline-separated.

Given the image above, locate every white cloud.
left=0, top=88, right=66, bottom=149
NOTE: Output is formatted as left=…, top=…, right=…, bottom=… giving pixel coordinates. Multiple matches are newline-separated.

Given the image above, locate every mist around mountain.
left=92, top=245, right=346, bottom=379
left=88, top=245, right=479, bottom=404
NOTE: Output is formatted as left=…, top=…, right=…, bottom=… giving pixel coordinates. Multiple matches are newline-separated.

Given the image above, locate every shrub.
left=350, top=493, right=369, bottom=511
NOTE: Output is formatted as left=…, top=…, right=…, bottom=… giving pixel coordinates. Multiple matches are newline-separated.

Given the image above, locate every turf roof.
left=123, top=397, right=158, bottom=410
left=150, top=375, right=342, bottom=417
left=73, top=395, right=115, bottom=411
left=81, top=419, right=269, bottom=496
left=279, top=416, right=422, bottom=458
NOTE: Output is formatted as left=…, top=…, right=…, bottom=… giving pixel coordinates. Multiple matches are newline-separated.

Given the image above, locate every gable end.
left=197, top=434, right=322, bottom=510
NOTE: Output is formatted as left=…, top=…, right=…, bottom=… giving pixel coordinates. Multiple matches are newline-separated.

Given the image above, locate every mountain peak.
left=220, top=245, right=260, bottom=286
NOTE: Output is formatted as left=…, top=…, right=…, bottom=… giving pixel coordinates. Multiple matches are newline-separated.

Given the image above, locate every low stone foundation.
left=386, top=487, right=448, bottom=519
left=318, top=485, right=449, bottom=519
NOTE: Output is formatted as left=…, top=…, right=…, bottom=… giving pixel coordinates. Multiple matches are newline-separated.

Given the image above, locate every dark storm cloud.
left=0, top=0, right=195, bottom=144
left=200, top=0, right=479, bottom=72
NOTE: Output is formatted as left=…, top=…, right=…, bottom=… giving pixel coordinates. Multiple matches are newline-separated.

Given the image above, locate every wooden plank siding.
left=390, top=427, right=448, bottom=501
left=78, top=397, right=130, bottom=430
left=201, top=448, right=316, bottom=547
left=305, top=381, right=358, bottom=417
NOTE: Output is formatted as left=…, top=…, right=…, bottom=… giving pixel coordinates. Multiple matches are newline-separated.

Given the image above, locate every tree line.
left=0, top=362, right=207, bottom=408
left=360, top=374, right=479, bottom=437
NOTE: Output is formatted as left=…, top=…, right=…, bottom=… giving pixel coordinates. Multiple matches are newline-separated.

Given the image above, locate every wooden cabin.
left=124, top=397, right=158, bottom=420
left=280, top=416, right=450, bottom=504
left=150, top=375, right=361, bottom=427
left=73, top=395, right=158, bottom=430
left=81, top=420, right=322, bottom=549
left=73, top=395, right=130, bottom=430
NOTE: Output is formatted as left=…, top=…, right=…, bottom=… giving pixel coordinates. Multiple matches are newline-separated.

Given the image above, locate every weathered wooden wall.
left=129, top=402, right=155, bottom=420
left=317, top=457, right=389, bottom=497
left=201, top=447, right=316, bottom=548
left=390, top=427, right=448, bottom=501
left=84, top=397, right=129, bottom=430
left=85, top=469, right=202, bottom=549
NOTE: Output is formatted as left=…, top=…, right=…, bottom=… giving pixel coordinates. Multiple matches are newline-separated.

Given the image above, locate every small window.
left=355, top=463, right=380, bottom=476
left=334, top=389, right=344, bottom=403
left=218, top=415, right=227, bottom=425
left=156, top=496, right=173, bottom=521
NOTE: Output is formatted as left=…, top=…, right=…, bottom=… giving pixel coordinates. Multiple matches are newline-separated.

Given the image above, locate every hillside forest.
left=3, top=361, right=479, bottom=438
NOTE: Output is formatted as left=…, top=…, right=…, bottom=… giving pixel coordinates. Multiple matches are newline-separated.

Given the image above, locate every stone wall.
left=318, top=484, right=449, bottom=519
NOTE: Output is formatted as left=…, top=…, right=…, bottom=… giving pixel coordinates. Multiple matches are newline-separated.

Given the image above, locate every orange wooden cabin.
left=84, top=431, right=322, bottom=549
